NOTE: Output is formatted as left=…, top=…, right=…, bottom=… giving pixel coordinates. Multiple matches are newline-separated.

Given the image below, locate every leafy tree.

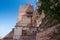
left=38, top=0, right=60, bottom=34
left=38, top=0, right=60, bottom=22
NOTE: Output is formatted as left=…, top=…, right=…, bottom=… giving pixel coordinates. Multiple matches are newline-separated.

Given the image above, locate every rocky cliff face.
left=36, top=26, right=55, bottom=40
left=51, top=35, right=60, bottom=40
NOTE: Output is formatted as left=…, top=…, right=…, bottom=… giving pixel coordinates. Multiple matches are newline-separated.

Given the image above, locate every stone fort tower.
left=2, top=2, right=45, bottom=40
left=13, top=3, right=34, bottom=40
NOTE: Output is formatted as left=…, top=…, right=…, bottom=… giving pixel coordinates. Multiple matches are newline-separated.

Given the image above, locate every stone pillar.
left=13, top=27, right=23, bottom=40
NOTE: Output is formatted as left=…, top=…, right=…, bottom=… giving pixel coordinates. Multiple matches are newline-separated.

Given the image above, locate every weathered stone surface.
left=51, top=35, right=60, bottom=40
left=36, top=25, right=57, bottom=40
left=20, top=35, right=36, bottom=40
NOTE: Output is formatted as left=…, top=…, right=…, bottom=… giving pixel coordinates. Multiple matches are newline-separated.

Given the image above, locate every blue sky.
left=0, top=0, right=38, bottom=38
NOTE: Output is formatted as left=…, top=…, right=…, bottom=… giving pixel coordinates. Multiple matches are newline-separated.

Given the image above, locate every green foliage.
left=38, top=0, right=60, bottom=22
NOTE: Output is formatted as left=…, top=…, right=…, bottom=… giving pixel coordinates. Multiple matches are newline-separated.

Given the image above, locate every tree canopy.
left=38, top=0, right=60, bottom=22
